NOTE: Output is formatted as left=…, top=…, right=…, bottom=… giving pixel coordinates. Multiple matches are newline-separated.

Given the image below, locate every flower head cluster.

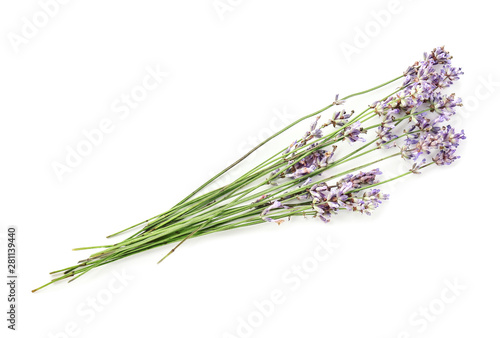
left=371, top=47, right=463, bottom=126
left=352, top=189, right=390, bottom=215
left=291, top=169, right=387, bottom=222
left=402, top=46, right=462, bottom=88
left=284, top=144, right=336, bottom=179
left=401, top=124, right=465, bottom=165
left=337, top=169, right=382, bottom=188
left=309, top=179, right=389, bottom=222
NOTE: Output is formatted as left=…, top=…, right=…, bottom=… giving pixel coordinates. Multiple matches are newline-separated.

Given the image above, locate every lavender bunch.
left=34, top=47, right=466, bottom=292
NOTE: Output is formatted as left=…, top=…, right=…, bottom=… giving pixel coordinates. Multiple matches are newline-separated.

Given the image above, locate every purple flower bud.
left=260, top=200, right=290, bottom=223
left=342, top=121, right=365, bottom=143
left=331, top=109, right=352, bottom=127
left=410, top=158, right=426, bottom=174
left=310, top=116, right=321, bottom=131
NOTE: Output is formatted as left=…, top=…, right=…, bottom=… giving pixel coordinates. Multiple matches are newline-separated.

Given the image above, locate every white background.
left=1, top=0, right=499, bottom=337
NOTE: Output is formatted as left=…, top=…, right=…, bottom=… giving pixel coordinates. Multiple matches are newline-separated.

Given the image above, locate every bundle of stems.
left=33, top=46, right=466, bottom=292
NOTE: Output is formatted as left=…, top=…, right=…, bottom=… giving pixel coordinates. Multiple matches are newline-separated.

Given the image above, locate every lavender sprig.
left=33, top=46, right=467, bottom=292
